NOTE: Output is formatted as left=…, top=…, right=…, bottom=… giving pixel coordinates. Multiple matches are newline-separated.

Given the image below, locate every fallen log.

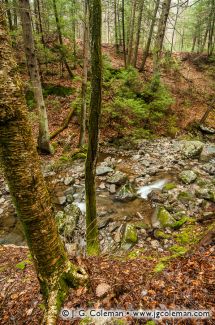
left=50, top=107, right=76, bottom=140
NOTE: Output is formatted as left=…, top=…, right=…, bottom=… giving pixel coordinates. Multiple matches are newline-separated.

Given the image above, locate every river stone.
left=148, top=189, right=166, bottom=203
left=122, top=224, right=138, bottom=244
left=199, top=124, right=215, bottom=134
left=200, top=145, right=215, bottom=162
left=179, top=170, right=197, bottom=184
left=109, top=184, right=116, bottom=194
left=64, top=176, right=75, bottom=186
left=96, top=166, right=113, bottom=176
left=107, top=171, right=128, bottom=185
left=195, top=188, right=215, bottom=202
left=56, top=204, right=81, bottom=240
left=181, top=141, right=204, bottom=158
left=152, top=207, right=176, bottom=228
left=114, top=183, right=137, bottom=202
left=202, top=163, right=215, bottom=175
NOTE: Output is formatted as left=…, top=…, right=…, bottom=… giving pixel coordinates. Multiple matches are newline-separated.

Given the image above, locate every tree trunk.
left=5, top=0, right=13, bottom=31
left=52, top=0, right=74, bottom=79
left=18, top=0, right=52, bottom=154
left=153, top=0, right=171, bottom=74
left=122, top=0, right=127, bottom=67
left=114, top=0, right=119, bottom=53
left=79, top=0, right=89, bottom=147
left=140, top=0, right=160, bottom=71
left=132, top=0, right=145, bottom=67
left=170, top=0, right=179, bottom=54
left=127, top=0, right=137, bottom=65
left=0, top=6, right=87, bottom=324
left=85, top=0, right=102, bottom=256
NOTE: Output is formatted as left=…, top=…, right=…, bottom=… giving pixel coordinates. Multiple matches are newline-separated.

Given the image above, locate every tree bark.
left=85, top=0, right=102, bottom=256
left=79, top=0, right=89, bottom=147
left=140, top=0, right=160, bottom=71
left=122, top=0, right=127, bottom=67
left=132, top=0, right=145, bottom=67
left=18, top=0, right=52, bottom=154
left=5, top=0, right=13, bottom=31
left=153, top=0, right=171, bottom=74
left=127, top=0, right=137, bottom=65
left=0, top=5, right=87, bottom=324
left=52, top=0, right=74, bottom=79
left=114, top=0, right=119, bottom=53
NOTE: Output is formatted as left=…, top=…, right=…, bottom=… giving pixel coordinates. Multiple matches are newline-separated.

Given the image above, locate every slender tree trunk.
left=0, top=6, right=87, bottom=324
left=122, top=0, right=127, bottom=67
left=52, top=0, right=74, bottom=79
left=117, top=0, right=122, bottom=46
left=85, top=0, right=102, bottom=256
left=170, top=0, right=179, bottom=54
left=127, top=0, right=137, bottom=65
left=208, top=0, right=215, bottom=56
left=133, top=0, right=145, bottom=67
left=18, top=0, right=52, bottom=154
left=13, top=0, right=18, bottom=29
left=153, top=0, right=171, bottom=74
left=140, top=0, right=160, bottom=71
left=79, top=0, right=89, bottom=147
left=5, top=0, right=13, bottom=31
left=114, top=0, right=119, bottom=53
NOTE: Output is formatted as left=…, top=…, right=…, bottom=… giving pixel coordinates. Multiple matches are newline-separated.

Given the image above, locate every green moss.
left=172, top=216, right=189, bottom=230
left=134, top=221, right=150, bottom=230
left=146, top=321, right=156, bottom=325
left=154, top=229, right=171, bottom=239
left=122, top=224, right=138, bottom=244
left=163, top=183, right=176, bottom=191
left=157, top=207, right=176, bottom=228
left=169, top=245, right=188, bottom=255
left=177, top=191, right=194, bottom=202
left=154, top=262, right=166, bottom=273
left=175, top=226, right=199, bottom=245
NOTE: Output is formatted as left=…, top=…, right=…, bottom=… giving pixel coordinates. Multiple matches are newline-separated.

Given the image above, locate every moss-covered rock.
left=154, top=229, right=171, bottom=239
left=172, top=216, right=189, bottom=229
left=153, top=207, right=176, bottom=228
left=107, top=171, right=128, bottom=185
left=163, top=182, right=177, bottom=191
left=181, top=140, right=204, bottom=158
left=177, top=191, right=194, bottom=202
left=56, top=204, right=81, bottom=240
left=122, top=224, right=138, bottom=244
left=179, top=170, right=197, bottom=184
left=114, top=183, right=137, bottom=202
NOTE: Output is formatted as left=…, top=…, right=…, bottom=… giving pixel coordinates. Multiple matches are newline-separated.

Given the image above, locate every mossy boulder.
left=114, top=183, right=137, bottom=202
left=195, top=188, right=215, bottom=202
left=181, top=140, right=204, bottom=158
left=107, top=171, right=128, bottom=185
left=122, top=224, right=138, bottom=244
left=152, top=207, right=176, bottom=228
left=179, top=170, right=197, bottom=184
left=56, top=204, right=81, bottom=240
left=172, top=216, right=189, bottom=229
left=200, top=145, right=215, bottom=162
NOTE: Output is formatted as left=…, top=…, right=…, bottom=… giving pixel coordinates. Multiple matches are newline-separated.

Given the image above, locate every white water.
left=74, top=202, right=86, bottom=214
left=137, top=179, right=169, bottom=199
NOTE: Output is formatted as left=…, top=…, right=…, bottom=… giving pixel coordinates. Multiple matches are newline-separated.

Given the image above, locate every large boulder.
left=181, top=141, right=204, bottom=158
left=200, top=145, right=215, bottom=162
left=114, top=183, right=137, bottom=202
left=56, top=204, right=81, bottom=240
left=107, top=171, right=128, bottom=185
left=179, top=170, right=197, bottom=184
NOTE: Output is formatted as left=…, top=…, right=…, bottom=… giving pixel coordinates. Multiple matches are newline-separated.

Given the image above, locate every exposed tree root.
left=43, top=261, right=88, bottom=325
left=50, top=107, right=76, bottom=140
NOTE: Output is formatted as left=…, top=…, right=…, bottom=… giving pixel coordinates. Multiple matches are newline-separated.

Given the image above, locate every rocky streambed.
left=0, top=138, right=214, bottom=256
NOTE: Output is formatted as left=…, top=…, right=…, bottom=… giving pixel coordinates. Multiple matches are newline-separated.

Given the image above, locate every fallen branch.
left=50, top=107, right=76, bottom=140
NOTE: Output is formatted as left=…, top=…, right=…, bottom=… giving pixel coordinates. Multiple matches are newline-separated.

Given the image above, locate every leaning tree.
left=0, top=4, right=87, bottom=324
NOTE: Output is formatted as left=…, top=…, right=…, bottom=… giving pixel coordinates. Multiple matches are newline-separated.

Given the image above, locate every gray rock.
left=148, top=189, right=166, bottom=203
left=64, top=176, right=75, bottom=186
left=179, top=170, right=197, bottom=184
left=181, top=141, right=204, bottom=158
left=64, top=186, right=75, bottom=196
left=199, top=124, right=215, bottom=134
left=114, top=183, right=137, bottom=202
left=66, top=194, right=74, bottom=203
left=202, top=163, right=215, bottom=175
left=0, top=208, right=3, bottom=215
left=96, top=166, right=113, bottom=176
left=107, top=171, right=128, bottom=185
left=57, top=196, right=67, bottom=205
left=109, top=184, right=116, bottom=194
left=151, top=240, right=160, bottom=249
left=98, top=217, right=112, bottom=229
left=195, top=188, right=215, bottom=202
left=200, top=145, right=215, bottom=162
left=56, top=204, right=81, bottom=240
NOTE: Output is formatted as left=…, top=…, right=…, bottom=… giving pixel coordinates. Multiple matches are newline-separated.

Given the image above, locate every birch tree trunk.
left=18, top=0, right=52, bottom=154
left=0, top=5, right=87, bottom=324
left=79, top=0, right=89, bottom=147
left=85, top=0, right=102, bottom=256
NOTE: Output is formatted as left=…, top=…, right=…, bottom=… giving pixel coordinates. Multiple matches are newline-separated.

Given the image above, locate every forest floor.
left=0, top=47, right=215, bottom=324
